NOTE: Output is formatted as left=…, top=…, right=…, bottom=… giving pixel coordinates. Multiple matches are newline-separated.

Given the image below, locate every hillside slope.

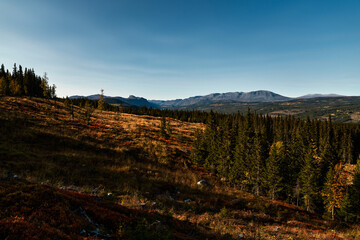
left=0, top=96, right=359, bottom=239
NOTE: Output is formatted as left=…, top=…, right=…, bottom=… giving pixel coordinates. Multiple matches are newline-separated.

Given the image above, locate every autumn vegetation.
left=1, top=64, right=360, bottom=239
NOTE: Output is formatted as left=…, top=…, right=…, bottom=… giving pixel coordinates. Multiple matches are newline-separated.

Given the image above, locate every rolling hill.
left=170, top=96, right=360, bottom=123
left=1, top=96, right=359, bottom=239
left=70, top=94, right=157, bottom=108
left=71, top=91, right=360, bottom=123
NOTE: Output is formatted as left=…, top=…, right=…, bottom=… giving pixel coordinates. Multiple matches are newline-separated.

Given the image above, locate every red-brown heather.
left=1, top=96, right=360, bottom=239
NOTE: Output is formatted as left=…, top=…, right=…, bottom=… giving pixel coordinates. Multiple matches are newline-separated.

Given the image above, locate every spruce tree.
left=203, top=110, right=219, bottom=172
left=98, top=89, right=106, bottom=111
left=191, top=129, right=207, bottom=166
left=18, top=65, right=24, bottom=95
left=160, top=116, right=167, bottom=138
left=0, top=77, right=6, bottom=94
left=250, top=134, right=265, bottom=196
left=263, top=141, right=284, bottom=200
left=0, top=64, right=5, bottom=78
left=299, top=142, right=319, bottom=212
left=166, top=119, right=172, bottom=135
left=341, top=157, right=360, bottom=222
left=84, top=100, right=94, bottom=124
left=50, top=84, right=56, bottom=99
left=41, top=72, right=50, bottom=98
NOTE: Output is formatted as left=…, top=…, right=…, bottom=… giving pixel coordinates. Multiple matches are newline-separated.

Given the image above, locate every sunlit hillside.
left=1, top=96, right=360, bottom=239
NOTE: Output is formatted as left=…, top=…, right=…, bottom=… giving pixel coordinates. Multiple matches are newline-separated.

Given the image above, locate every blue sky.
left=1, top=0, right=359, bottom=99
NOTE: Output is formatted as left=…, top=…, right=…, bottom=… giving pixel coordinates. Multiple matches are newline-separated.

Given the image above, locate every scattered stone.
left=92, top=185, right=105, bottom=195
left=6, top=171, right=15, bottom=180
left=180, top=148, right=189, bottom=154
left=238, top=233, right=245, bottom=239
left=197, top=179, right=209, bottom=186
left=149, top=220, right=164, bottom=232
left=60, top=185, right=82, bottom=192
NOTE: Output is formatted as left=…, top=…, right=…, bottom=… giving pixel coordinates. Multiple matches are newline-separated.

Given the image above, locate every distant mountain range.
left=150, top=90, right=291, bottom=108
left=69, top=94, right=158, bottom=108
left=69, top=91, right=360, bottom=123
left=70, top=90, right=348, bottom=109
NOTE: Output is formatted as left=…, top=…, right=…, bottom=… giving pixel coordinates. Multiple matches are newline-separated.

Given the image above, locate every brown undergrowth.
left=0, top=96, right=359, bottom=239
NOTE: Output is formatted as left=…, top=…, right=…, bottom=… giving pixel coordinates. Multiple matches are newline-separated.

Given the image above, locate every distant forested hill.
left=171, top=96, right=360, bottom=123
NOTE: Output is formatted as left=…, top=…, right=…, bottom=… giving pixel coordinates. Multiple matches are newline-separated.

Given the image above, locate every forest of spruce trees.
left=190, top=110, right=360, bottom=221
left=0, top=63, right=56, bottom=98
left=2, top=63, right=360, bottom=222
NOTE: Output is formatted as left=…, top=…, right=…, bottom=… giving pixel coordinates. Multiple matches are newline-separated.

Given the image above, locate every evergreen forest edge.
left=2, top=63, right=360, bottom=223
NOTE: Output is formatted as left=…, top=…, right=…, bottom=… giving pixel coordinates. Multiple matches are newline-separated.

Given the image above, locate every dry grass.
left=0, top=96, right=358, bottom=239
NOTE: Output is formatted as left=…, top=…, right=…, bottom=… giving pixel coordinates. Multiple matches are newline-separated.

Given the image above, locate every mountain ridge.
left=150, top=90, right=291, bottom=108
left=70, top=90, right=350, bottom=109
left=69, top=94, right=157, bottom=108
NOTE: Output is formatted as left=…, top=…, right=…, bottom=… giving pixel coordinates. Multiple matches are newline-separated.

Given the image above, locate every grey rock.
left=197, top=179, right=209, bottom=186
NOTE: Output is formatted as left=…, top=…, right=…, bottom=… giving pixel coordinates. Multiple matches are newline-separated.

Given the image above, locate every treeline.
left=191, top=110, right=360, bottom=221
left=69, top=95, right=360, bottom=221
left=65, top=97, right=212, bottom=123
left=0, top=63, right=56, bottom=98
